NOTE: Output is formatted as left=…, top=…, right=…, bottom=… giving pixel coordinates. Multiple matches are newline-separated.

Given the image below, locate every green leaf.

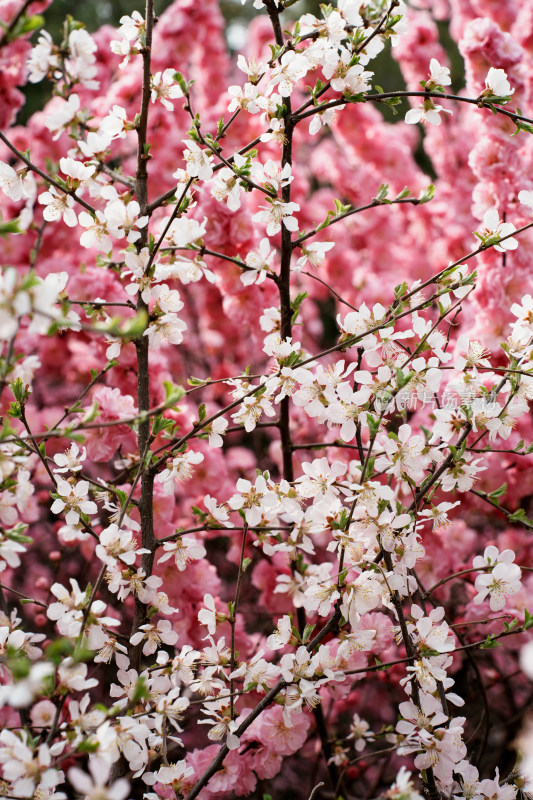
left=512, top=117, right=533, bottom=136
left=488, top=483, right=507, bottom=504
left=9, top=655, right=31, bottom=680
left=291, top=291, right=308, bottom=323
left=396, top=368, right=413, bottom=389
left=10, top=377, right=30, bottom=405
left=45, top=638, right=74, bottom=665
left=508, top=507, right=528, bottom=524
left=393, top=281, right=408, bottom=300
left=418, top=184, right=435, bottom=204
left=366, top=413, right=380, bottom=438
left=374, top=184, right=390, bottom=202
left=17, top=13, right=44, bottom=35
left=131, top=676, right=150, bottom=704
left=4, top=524, right=31, bottom=544
left=480, top=634, right=500, bottom=649
left=7, top=401, right=22, bottom=419
left=302, top=623, right=316, bottom=643
left=334, top=198, right=351, bottom=216
left=151, top=414, right=175, bottom=437
left=385, top=13, right=403, bottom=29
left=394, top=186, right=411, bottom=201
left=0, top=219, right=23, bottom=238
left=77, top=739, right=100, bottom=753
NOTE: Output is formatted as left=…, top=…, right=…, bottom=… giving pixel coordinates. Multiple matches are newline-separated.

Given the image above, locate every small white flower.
left=237, top=54, right=267, bottom=83
left=144, top=312, right=187, bottom=349
left=484, top=67, right=514, bottom=97
left=27, top=30, right=58, bottom=83
left=309, top=104, right=344, bottom=135
left=203, top=495, right=233, bottom=528
left=227, top=82, right=261, bottom=114
left=198, top=594, right=219, bottom=635
left=44, top=94, right=80, bottom=139
left=405, top=102, right=452, bottom=126
left=104, top=199, right=148, bottom=243
left=151, top=68, right=183, bottom=111
left=266, top=615, right=293, bottom=650
left=53, top=443, right=87, bottom=474
left=38, top=186, right=77, bottom=227
left=253, top=199, right=300, bottom=236
left=157, top=450, right=204, bottom=494
left=206, top=417, right=228, bottom=448
left=183, top=140, right=213, bottom=181
left=69, top=757, right=130, bottom=800
left=59, top=157, right=95, bottom=183
left=50, top=479, right=97, bottom=525
left=117, top=11, right=145, bottom=42
left=79, top=210, right=112, bottom=252
left=268, top=51, right=309, bottom=97
left=477, top=208, right=518, bottom=252
left=77, top=130, right=113, bottom=158
left=130, top=619, right=178, bottom=655
left=428, top=58, right=451, bottom=87
left=100, top=105, right=129, bottom=139
left=242, top=238, right=276, bottom=285
left=295, top=240, right=334, bottom=270
left=518, top=189, right=533, bottom=214
left=157, top=537, right=206, bottom=571
left=0, top=161, right=31, bottom=201
left=58, top=658, right=98, bottom=691
left=474, top=561, right=522, bottom=611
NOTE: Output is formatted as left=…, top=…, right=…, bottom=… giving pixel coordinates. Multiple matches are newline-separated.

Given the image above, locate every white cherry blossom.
left=44, top=93, right=81, bottom=139
left=405, top=102, right=452, bottom=126
left=157, top=450, right=204, bottom=494
left=79, top=210, right=112, bottom=252
left=157, top=537, right=207, bottom=570
left=53, top=443, right=87, bottom=474
left=0, top=161, right=32, bottom=201
left=476, top=208, right=518, bottom=252
left=484, top=67, right=514, bottom=97
left=268, top=51, right=309, bottom=97
left=428, top=58, right=451, bottom=87
left=27, top=30, right=58, bottom=83
left=253, top=198, right=300, bottom=236
left=38, top=186, right=77, bottom=227
left=183, top=140, right=214, bottom=181
left=50, top=479, right=97, bottom=525
left=151, top=68, right=184, bottom=110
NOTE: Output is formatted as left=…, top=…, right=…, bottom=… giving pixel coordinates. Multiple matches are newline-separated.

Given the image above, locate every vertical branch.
left=264, top=0, right=294, bottom=484
left=230, top=523, right=248, bottom=720
left=264, top=0, right=340, bottom=791
left=383, top=552, right=442, bottom=800
left=131, top=0, right=156, bottom=671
